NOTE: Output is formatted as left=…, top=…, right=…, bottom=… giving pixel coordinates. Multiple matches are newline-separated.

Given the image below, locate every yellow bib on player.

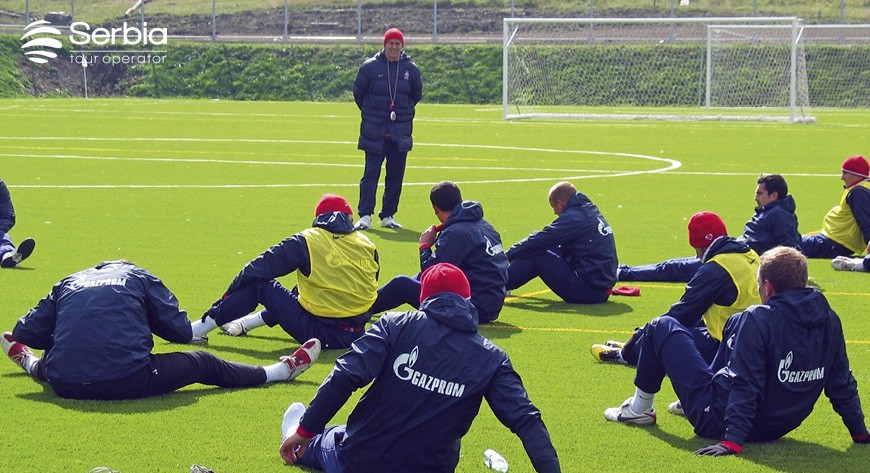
left=297, top=228, right=379, bottom=318
left=821, top=181, right=870, bottom=254
left=703, top=250, right=761, bottom=341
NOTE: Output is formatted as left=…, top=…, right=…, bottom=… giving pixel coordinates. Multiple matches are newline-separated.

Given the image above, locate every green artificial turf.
left=0, top=98, right=868, bottom=472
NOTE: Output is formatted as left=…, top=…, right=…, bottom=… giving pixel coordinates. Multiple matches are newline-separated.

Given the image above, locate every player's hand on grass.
left=694, top=442, right=740, bottom=456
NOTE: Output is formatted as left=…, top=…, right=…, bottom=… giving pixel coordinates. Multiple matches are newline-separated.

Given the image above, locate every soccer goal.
left=503, top=17, right=814, bottom=123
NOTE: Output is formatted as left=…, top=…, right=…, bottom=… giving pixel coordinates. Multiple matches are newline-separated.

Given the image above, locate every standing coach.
left=353, top=27, right=423, bottom=231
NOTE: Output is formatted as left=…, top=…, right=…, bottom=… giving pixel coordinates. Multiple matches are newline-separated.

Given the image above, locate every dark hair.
left=430, top=181, right=462, bottom=212
left=757, top=174, right=788, bottom=198
left=759, top=246, right=807, bottom=292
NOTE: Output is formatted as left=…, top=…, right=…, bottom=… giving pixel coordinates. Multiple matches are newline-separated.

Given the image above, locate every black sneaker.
left=1, top=237, right=35, bottom=268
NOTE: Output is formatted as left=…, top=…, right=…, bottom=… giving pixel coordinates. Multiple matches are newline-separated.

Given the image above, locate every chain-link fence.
left=1, top=1, right=868, bottom=43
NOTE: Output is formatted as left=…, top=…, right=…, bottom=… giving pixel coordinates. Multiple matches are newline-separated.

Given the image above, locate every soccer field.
left=1, top=98, right=868, bottom=472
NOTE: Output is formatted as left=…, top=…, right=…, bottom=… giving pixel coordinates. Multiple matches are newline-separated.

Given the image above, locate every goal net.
left=503, top=17, right=814, bottom=123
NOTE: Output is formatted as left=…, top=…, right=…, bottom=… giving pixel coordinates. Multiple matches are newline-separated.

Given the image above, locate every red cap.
left=419, top=263, right=471, bottom=304
left=688, top=211, right=727, bottom=249
left=842, top=155, right=869, bottom=179
left=314, top=194, right=352, bottom=217
left=383, top=27, right=404, bottom=46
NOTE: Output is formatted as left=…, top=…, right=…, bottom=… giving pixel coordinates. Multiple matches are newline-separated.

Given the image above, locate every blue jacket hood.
left=313, top=212, right=355, bottom=235
left=759, top=194, right=797, bottom=214
left=418, top=292, right=479, bottom=332
left=768, top=287, right=831, bottom=329
left=703, top=236, right=753, bottom=262
left=445, top=200, right=483, bottom=226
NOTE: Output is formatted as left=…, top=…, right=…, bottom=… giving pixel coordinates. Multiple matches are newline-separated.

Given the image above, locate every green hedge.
left=1, top=37, right=867, bottom=107
left=126, top=43, right=503, bottom=104
left=0, top=36, right=33, bottom=96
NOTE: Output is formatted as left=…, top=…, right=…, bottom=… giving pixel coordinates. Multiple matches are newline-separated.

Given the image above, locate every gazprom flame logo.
left=21, top=20, right=63, bottom=64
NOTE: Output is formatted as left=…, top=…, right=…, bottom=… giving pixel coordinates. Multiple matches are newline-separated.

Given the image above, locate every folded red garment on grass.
left=611, top=286, right=641, bottom=297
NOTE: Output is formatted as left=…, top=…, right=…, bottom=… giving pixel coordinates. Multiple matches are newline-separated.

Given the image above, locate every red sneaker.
left=280, top=338, right=321, bottom=381
left=1, top=331, right=34, bottom=371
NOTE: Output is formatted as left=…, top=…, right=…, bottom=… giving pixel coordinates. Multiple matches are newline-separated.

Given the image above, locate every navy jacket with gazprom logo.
left=353, top=50, right=423, bottom=153
left=12, top=261, right=193, bottom=384
left=420, top=201, right=509, bottom=323
left=298, top=293, right=561, bottom=473
left=506, top=191, right=617, bottom=290
left=739, top=194, right=802, bottom=255
left=710, top=287, right=867, bottom=445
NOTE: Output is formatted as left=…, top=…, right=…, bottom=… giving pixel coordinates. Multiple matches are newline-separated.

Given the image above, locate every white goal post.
left=503, top=17, right=814, bottom=123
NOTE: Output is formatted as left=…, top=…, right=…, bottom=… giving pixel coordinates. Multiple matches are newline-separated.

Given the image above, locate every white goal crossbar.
left=503, top=17, right=814, bottom=123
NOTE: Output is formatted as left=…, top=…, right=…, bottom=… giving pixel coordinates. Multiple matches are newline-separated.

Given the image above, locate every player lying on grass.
left=618, top=174, right=800, bottom=283
left=591, top=211, right=760, bottom=366
left=192, top=194, right=379, bottom=350
left=2, top=260, right=320, bottom=400
left=603, top=246, right=870, bottom=455
left=0, top=177, right=36, bottom=269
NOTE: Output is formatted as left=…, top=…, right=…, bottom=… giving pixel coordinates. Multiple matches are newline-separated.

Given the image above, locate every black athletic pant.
left=38, top=351, right=267, bottom=400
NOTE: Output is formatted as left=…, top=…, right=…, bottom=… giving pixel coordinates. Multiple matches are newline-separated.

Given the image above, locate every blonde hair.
left=759, top=246, right=808, bottom=292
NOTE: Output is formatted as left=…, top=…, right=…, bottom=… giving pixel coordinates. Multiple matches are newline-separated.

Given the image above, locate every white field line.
left=1, top=137, right=683, bottom=187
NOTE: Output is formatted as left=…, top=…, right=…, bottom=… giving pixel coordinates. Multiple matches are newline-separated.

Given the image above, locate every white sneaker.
left=354, top=215, right=373, bottom=230
left=604, top=397, right=657, bottom=426
left=282, top=402, right=306, bottom=440
left=221, top=320, right=248, bottom=336
left=668, top=400, right=685, bottom=417
left=380, top=216, right=402, bottom=229
left=831, top=256, right=866, bottom=272
left=280, top=338, right=321, bottom=381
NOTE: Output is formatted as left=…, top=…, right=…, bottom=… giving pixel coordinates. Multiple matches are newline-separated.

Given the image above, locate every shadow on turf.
left=648, top=429, right=851, bottom=471
left=12, top=376, right=325, bottom=413
left=505, top=297, right=633, bottom=316
left=365, top=227, right=422, bottom=243
left=478, top=320, right=523, bottom=340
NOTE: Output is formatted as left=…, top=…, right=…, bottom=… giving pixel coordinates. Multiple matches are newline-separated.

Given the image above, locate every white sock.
left=630, top=388, right=655, bottom=413
left=263, top=361, right=292, bottom=383
left=22, top=355, right=39, bottom=377
left=238, top=310, right=267, bottom=333
left=191, top=316, right=218, bottom=338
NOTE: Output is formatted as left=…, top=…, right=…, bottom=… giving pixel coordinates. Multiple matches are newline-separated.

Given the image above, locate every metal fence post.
left=284, top=0, right=289, bottom=40
left=433, top=0, right=438, bottom=42
left=357, top=0, right=362, bottom=44
left=211, top=0, right=217, bottom=40
left=588, top=0, right=595, bottom=43
left=839, top=0, right=846, bottom=43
